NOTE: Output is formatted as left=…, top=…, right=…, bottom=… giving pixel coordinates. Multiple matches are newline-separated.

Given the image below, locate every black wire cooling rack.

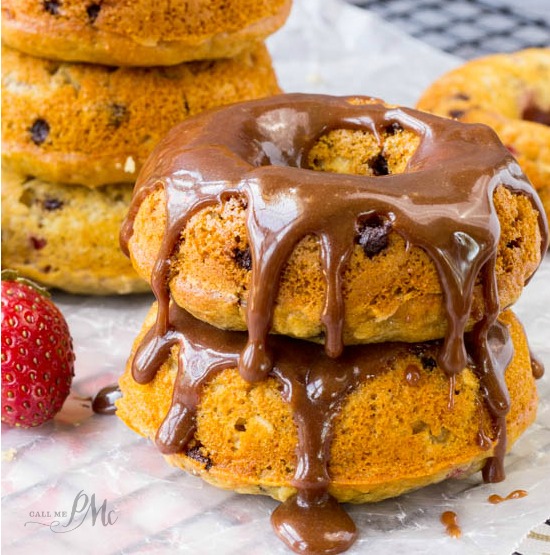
left=348, top=0, right=550, bottom=58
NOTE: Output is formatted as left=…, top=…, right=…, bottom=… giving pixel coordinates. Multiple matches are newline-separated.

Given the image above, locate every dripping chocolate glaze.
left=133, top=303, right=512, bottom=554
left=120, top=94, right=548, bottom=553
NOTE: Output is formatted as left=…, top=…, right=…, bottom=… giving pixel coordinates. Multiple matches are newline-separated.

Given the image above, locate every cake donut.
left=117, top=307, right=539, bottom=504
left=417, top=48, right=550, bottom=226
left=1, top=171, right=148, bottom=295
left=121, top=94, right=548, bottom=357
left=1, top=44, right=280, bottom=187
left=1, top=0, right=291, bottom=67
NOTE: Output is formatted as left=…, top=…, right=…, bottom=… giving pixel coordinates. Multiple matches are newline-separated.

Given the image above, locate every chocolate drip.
left=92, top=384, right=122, bottom=415
left=530, top=350, right=545, bottom=379
left=120, top=94, right=548, bottom=553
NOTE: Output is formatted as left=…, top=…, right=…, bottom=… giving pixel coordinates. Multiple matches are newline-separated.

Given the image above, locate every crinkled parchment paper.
left=2, top=1, right=549, bottom=553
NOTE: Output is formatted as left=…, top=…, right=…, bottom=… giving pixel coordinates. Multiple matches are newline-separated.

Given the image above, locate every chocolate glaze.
left=92, top=384, right=122, bottom=415
left=120, top=94, right=548, bottom=554
left=488, top=489, right=528, bottom=504
left=441, top=510, right=461, bottom=538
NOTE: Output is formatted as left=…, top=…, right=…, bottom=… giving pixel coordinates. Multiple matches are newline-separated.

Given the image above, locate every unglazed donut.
left=1, top=44, right=280, bottom=187
left=1, top=0, right=291, bottom=67
left=417, top=48, right=550, bottom=226
left=122, top=94, right=547, bottom=353
left=117, top=307, right=539, bottom=504
left=1, top=171, right=148, bottom=295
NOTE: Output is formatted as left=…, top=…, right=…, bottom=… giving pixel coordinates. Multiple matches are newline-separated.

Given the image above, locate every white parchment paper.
left=2, top=1, right=549, bottom=553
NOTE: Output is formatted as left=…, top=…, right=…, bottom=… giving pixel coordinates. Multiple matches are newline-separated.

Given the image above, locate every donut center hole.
left=522, top=103, right=550, bottom=126
left=307, top=126, right=420, bottom=176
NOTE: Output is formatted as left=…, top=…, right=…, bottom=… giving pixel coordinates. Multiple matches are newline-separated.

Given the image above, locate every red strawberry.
left=1, top=270, right=75, bottom=427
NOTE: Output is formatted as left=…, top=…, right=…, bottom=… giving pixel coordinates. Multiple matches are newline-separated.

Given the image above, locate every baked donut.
left=1, top=0, right=291, bottom=67
left=117, top=306, right=539, bottom=504
left=1, top=171, right=148, bottom=295
left=1, top=44, right=280, bottom=187
left=122, top=94, right=548, bottom=363
left=416, top=48, right=550, bottom=226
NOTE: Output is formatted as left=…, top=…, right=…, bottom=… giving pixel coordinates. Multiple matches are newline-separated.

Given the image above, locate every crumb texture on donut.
left=1, top=0, right=291, bottom=66
left=417, top=48, right=550, bottom=225
left=1, top=44, right=281, bottom=187
left=1, top=171, right=149, bottom=295
left=117, top=309, right=537, bottom=503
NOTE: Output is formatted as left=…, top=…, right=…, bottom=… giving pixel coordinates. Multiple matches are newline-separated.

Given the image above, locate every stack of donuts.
left=115, top=93, right=548, bottom=554
left=1, top=0, right=290, bottom=294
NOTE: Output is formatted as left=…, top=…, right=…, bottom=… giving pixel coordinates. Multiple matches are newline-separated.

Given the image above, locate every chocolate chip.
left=421, top=356, right=437, bottom=371
left=233, top=246, right=252, bottom=271
left=385, top=122, right=403, bottom=135
left=29, top=119, right=50, bottom=146
left=108, top=104, right=129, bottom=128
left=43, top=198, right=63, bottom=211
left=43, top=0, right=60, bottom=15
left=448, top=109, right=465, bottom=119
left=370, top=153, right=389, bottom=176
left=453, top=93, right=470, bottom=101
left=356, top=215, right=391, bottom=258
left=506, top=238, right=521, bottom=249
left=30, top=236, right=47, bottom=250
left=185, top=444, right=212, bottom=470
left=86, top=2, right=101, bottom=23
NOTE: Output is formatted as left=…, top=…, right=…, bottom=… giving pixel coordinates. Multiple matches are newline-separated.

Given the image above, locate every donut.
left=416, top=48, right=550, bottom=226
left=1, top=171, right=148, bottom=295
left=117, top=305, right=539, bottom=505
left=1, top=44, right=280, bottom=187
left=1, top=0, right=291, bottom=67
left=121, top=94, right=548, bottom=355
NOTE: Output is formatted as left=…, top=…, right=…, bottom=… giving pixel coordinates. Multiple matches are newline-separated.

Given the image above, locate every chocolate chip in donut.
left=43, top=198, right=64, bottom=211
left=233, top=246, right=252, bottom=271
left=43, top=0, right=60, bottom=15
left=185, top=443, right=213, bottom=471
left=356, top=214, right=391, bottom=258
left=29, top=119, right=50, bottom=145
left=369, top=153, right=390, bottom=176
left=86, top=2, right=101, bottom=23
left=108, top=104, right=129, bottom=129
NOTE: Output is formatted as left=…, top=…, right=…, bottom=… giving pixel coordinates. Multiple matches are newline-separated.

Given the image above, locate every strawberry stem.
left=1, top=269, right=51, bottom=298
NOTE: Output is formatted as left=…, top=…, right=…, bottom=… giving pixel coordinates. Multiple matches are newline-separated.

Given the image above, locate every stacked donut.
left=1, top=0, right=290, bottom=294
left=116, top=94, right=548, bottom=554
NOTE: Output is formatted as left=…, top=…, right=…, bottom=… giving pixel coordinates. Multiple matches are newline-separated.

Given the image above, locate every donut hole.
left=306, top=127, right=420, bottom=176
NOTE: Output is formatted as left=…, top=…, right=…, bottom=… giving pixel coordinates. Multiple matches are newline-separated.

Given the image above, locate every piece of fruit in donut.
left=122, top=94, right=548, bottom=358
left=416, top=48, right=550, bottom=228
left=117, top=305, right=540, bottom=550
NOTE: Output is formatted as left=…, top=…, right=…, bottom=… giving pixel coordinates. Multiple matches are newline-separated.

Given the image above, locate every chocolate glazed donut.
left=120, top=94, right=548, bottom=554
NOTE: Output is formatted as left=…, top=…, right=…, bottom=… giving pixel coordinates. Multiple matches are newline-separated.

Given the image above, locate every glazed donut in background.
left=1, top=0, right=291, bottom=67
left=416, top=48, right=550, bottom=226
left=1, top=44, right=280, bottom=187
left=1, top=171, right=148, bottom=295
left=117, top=306, right=538, bottom=504
left=122, top=94, right=547, bottom=349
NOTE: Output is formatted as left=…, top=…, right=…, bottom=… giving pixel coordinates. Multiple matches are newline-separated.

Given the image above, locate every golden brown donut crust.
left=1, top=170, right=149, bottom=295
left=416, top=48, right=550, bottom=226
left=1, top=44, right=280, bottom=187
left=127, top=125, right=544, bottom=344
left=117, top=309, right=538, bottom=503
left=1, top=0, right=291, bottom=66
